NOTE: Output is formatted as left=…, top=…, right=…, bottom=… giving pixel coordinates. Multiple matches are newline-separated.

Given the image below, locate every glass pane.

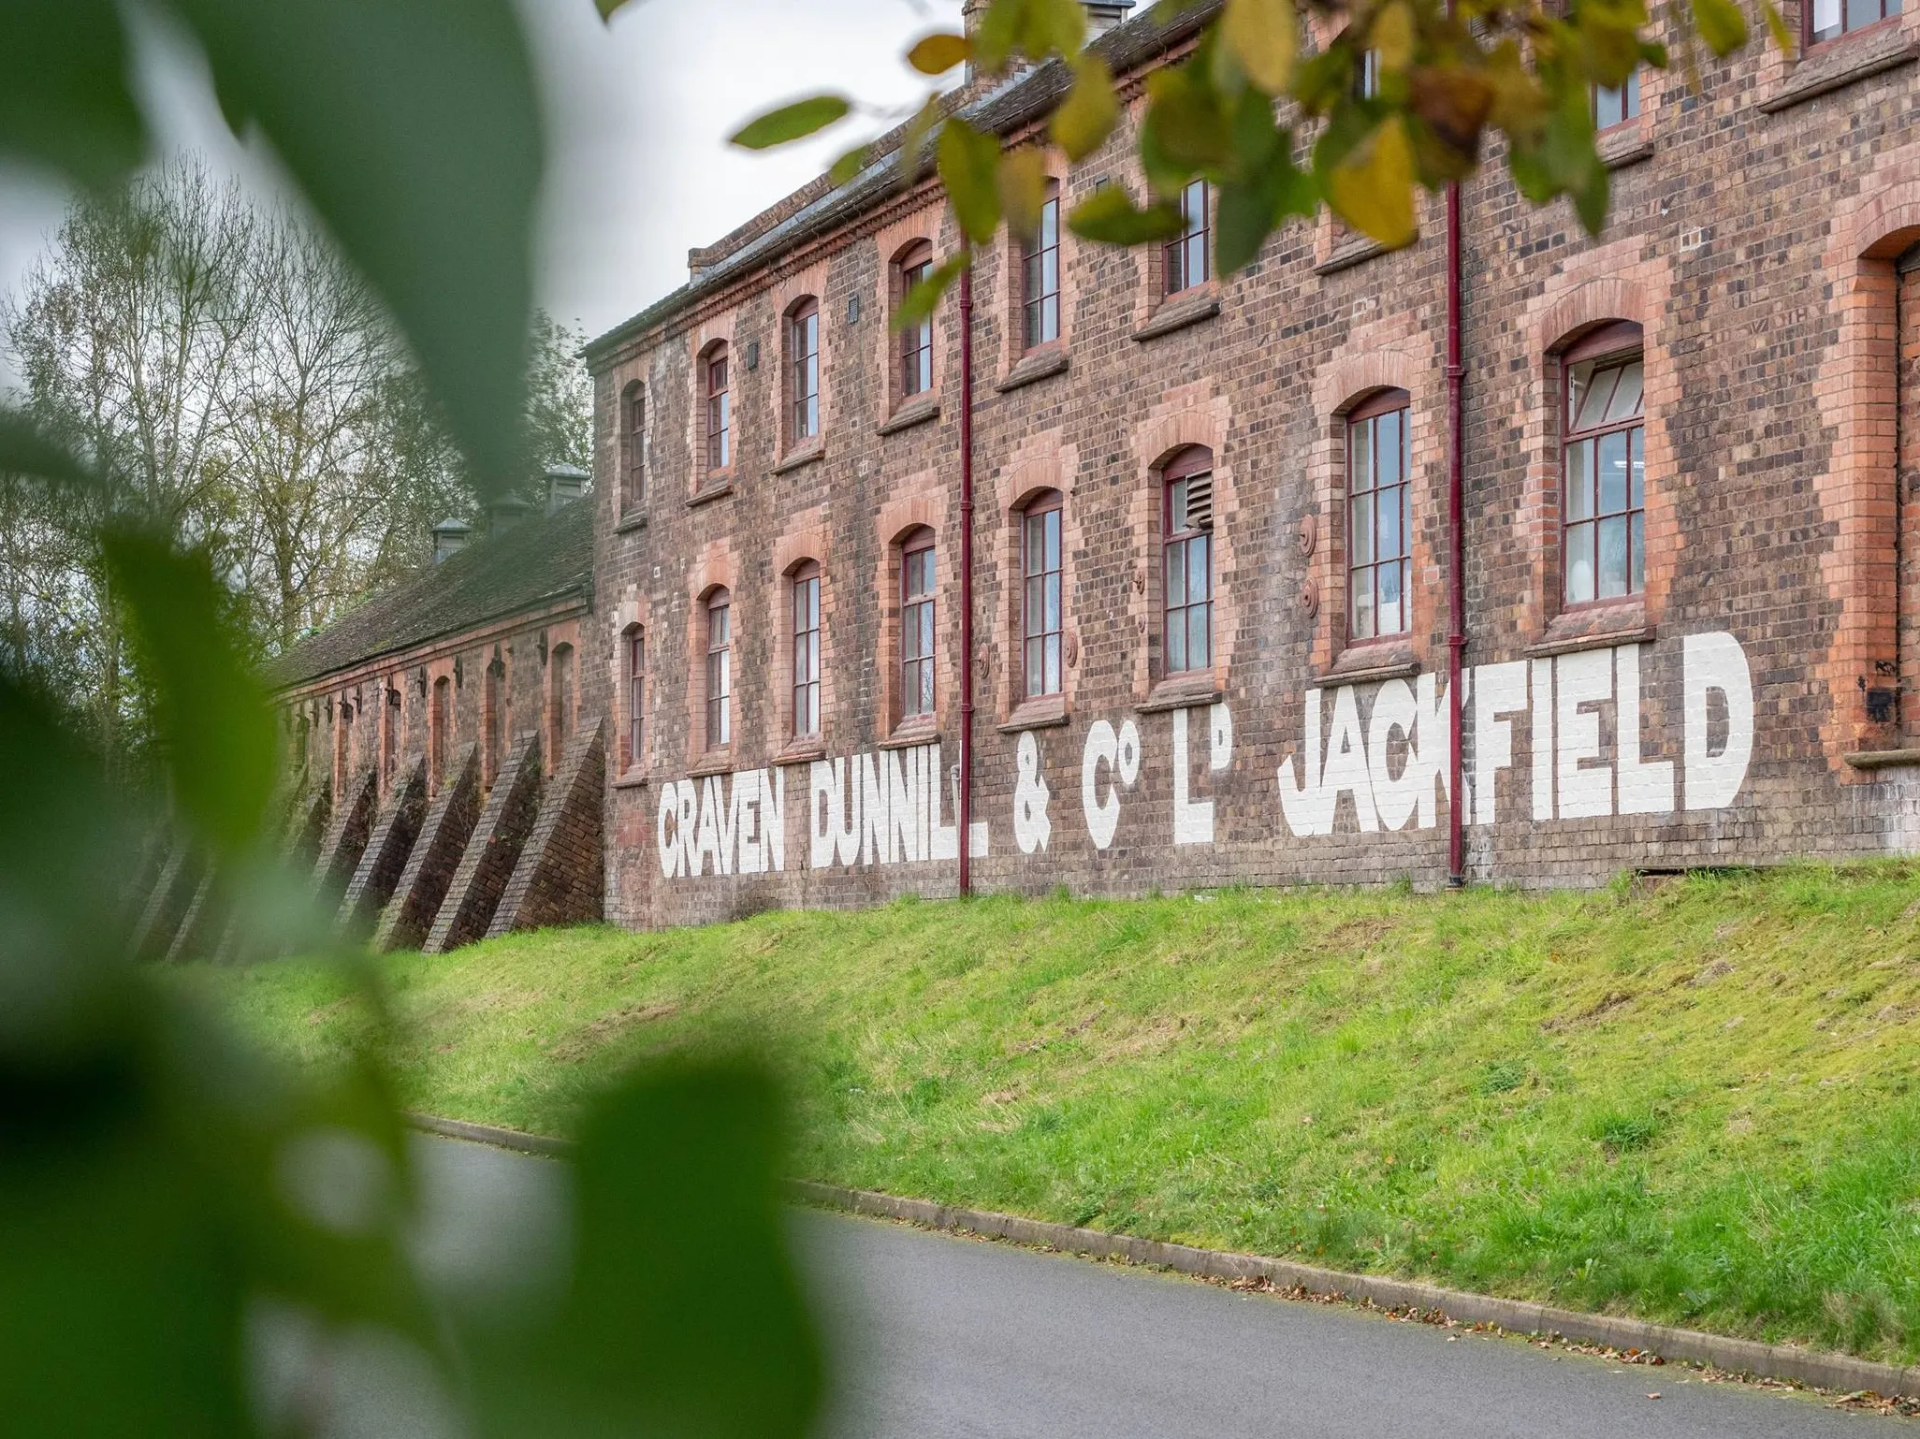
left=1599, top=430, right=1629, bottom=514
left=1045, top=635, right=1061, bottom=695
left=1377, top=485, right=1402, bottom=560
left=1625, top=68, right=1641, bottom=115
left=1566, top=522, right=1595, bottom=603
left=1026, top=640, right=1043, bottom=698
left=1566, top=440, right=1593, bottom=520
left=1350, top=418, right=1372, bottom=492
left=1573, top=363, right=1615, bottom=430
left=1630, top=511, right=1645, bottom=593
left=1167, top=608, right=1187, bottom=672
left=805, top=392, right=818, bottom=436
left=1352, top=571, right=1375, bottom=640
left=1629, top=427, right=1644, bottom=509
left=1168, top=477, right=1187, bottom=532
left=918, top=607, right=934, bottom=656
left=1045, top=573, right=1061, bottom=632
left=1166, top=544, right=1186, bottom=609
left=1599, top=515, right=1629, bottom=598
left=1024, top=516, right=1042, bottom=576
left=1191, top=536, right=1211, bottom=602
left=1189, top=605, right=1210, bottom=670
left=1044, top=511, right=1060, bottom=570
left=1351, top=494, right=1374, bottom=565
left=1378, top=410, right=1403, bottom=486
left=1604, top=361, right=1643, bottom=422
left=1381, top=553, right=1402, bottom=609
left=1846, top=0, right=1877, bottom=29
left=1187, top=232, right=1207, bottom=287
left=1595, top=84, right=1623, bottom=130
left=919, top=663, right=935, bottom=714
left=1025, top=576, right=1045, bottom=637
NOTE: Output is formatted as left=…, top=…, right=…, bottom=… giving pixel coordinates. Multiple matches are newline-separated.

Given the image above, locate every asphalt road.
left=406, top=1137, right=1908, bottom=1439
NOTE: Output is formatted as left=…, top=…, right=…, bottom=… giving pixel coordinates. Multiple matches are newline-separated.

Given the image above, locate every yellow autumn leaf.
left=998, top=148, right=1049, bottom=246
left=1051, top=56, right=1119, bottom=160
left=1327, top=116, right=1417, bottom=249
left=1371, top=0, right=1415, bottom=73
left=1222, top=0, right=1297, bottom=93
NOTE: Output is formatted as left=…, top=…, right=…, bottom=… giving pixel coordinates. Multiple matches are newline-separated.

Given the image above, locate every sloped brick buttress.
left=336, top=757, right=427, bottom=939
left=373, top=744, right=480, bottom=953
left=423, top=733, right=542, bottom=954
left=487, top=721, right=605, bottom=938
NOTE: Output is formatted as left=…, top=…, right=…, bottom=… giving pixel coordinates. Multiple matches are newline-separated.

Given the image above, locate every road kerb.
left=406, top=1113, right=1920, bottom=1401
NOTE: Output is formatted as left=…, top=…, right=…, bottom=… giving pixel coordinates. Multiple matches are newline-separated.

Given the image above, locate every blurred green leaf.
left=730, top=95, right=852, bottom=150
left=1372, top=1, right=1417, bottom=73
left=938, top=119, right=1003, bottom=246
left=1325, top=115, right=1418, bottom=249
left=1691, top=0, right=1749, bottom=53
left=1051, top=56, right=1120, bottom=161
left=829, top=141, right=872, bottom=187
left=1067, top=187, right=1185, bottom=244
left=0, top=410, right=98, bottom=490
left=998, top=148, right=1049, bottom=247
left=908, top=32, right=972, bottom=76
left=1759, top=0, right=1795, bottom=51
left=595, top=0, right=636, bottom=19
left=171, top=0, right=541, bottom=497
left=0, top=0, right=145, bottom=190
left=897, top=94, right=943, bottom=185
left=104, top=532, right=275, bottom=856
left=894, top=254, right=967, bottom=332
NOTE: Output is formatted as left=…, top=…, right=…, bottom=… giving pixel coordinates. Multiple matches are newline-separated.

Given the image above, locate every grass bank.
left=193, top=865, right=1920, bottom=1364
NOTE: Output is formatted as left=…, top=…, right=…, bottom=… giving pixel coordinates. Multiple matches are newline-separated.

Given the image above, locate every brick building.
left=579, top=0, right=1920, bottom=933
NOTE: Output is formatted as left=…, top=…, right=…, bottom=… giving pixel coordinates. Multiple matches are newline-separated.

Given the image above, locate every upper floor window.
left=1022, top=491, right=1064, bottom=699
left=626, top=628, right=645, bottom=768
left=1023, top=185, right=1061, bottom=350
left=1562, top=322, right=1646, bottom=605
left=1810, top=0, right=1900, bottom=44
left=901, top=530, right=936, bottom=718
left=703, top=343, right=730, bottom=473
left=792, top=562, right=821, bottom=739
left=899, top=242, right=935, bottom=399
left=1357, top=48, right=1382, bottom=99
left=1593, top=70, right=1640, bottom=129
left=787, top=299, right=820, bottom=446
left=1163, top=180, right=1210, bottom=298
left=705, top=589, right=732, bottom=747
left=1162, top=447, right=1214, bottom=675
left=1347, top=390, right=1412, bottom=641
left=622, top=382, right=645, bottom=511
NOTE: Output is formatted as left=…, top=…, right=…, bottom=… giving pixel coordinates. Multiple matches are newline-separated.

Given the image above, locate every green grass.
left=188, top=863, right=1920, bottom=1364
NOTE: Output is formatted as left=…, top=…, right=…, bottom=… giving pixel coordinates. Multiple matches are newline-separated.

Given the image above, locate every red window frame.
left=792, top=562, right=821, bottom=739
left=1346, top=389, right=1413, bottom=643
left=1162, top=180, right=1210, bottom=298
left=705, top=345, right=730, bottom=473
left=1560, top=321, right=1646, bottom=608
left=623, top=382, right=645, bottom=510
left=626, top=629, right=645, bottom=768
left=1806, top=0, right=1901, bottom=46
left=1021, top=492, right=1064, bottom=699
left=899, top=243, right=934, bottom=399
left=1023, top=187, right=1061, bottom=351
left=705, top=589, right=731, bottom=748
left=900, top=530, right=936, bottom=719
left=788, top=299, right=819, bottom=446
left=1161, top=447, right=1214, bottom=677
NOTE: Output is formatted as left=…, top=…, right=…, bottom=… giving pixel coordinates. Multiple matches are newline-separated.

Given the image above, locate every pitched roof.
left=272, top=496, right=594, bottom=690
left=582, top=0, right=1221, bottom=365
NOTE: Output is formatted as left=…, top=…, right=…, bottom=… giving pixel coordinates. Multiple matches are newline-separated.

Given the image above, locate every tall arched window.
left=483, top=656, right=504, bottom=787
left=1562, top=321, right=1645, bottom=605
left=897, top=242, right=934, bottom=400
left=1022, top=491, right=1064, bottom=698
left=1347, top=389, right=1412, bottom=641
left=429, top=678, right=449, bottom=789
left=705, top=589, right=732, bottom=748
left=787, top=299, right=820, bottom=446
left=381, top=683, right=399, bottom=786
left=1023, top=184, right=1061, bottom=350
left=622, top=381, right=646, bottom=511
left=792, top=562, right=821, bottom=738
left=625, top=628, right=645, bottom=769
left=1162, top=447, right=1214, bottom=675
left=1163, top=180, right=1209, bottom=298
left=900, top=529, right=936, bottom=718
left=703, top=342, right=730, bottom=474
left=549, top=642, right=576, bottom=766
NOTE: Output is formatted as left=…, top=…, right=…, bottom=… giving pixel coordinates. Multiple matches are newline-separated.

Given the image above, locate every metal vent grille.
left=1184, top=471, right=1215, bottom=531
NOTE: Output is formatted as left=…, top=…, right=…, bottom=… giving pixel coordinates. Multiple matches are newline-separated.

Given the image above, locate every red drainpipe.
left=958, top=265, right=976, bottom=897
left=1445, top=167, right=1466, bottom=887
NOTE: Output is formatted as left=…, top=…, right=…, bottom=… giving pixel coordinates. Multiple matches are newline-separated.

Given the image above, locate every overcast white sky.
left=0, top=0, right=965, bottom=390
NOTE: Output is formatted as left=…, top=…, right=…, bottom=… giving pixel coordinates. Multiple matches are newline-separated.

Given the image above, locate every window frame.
left=704, top=344, right=730, bottom=475
left=704, top=588, right=732, bottom=749
left=1591, top=68, right=1641, bottom=130
left=1020, top=491, right=1064, bottom=700
left=626, top=628, right=645, bottom=770
left=1345, top=389, right=1413, bottom=645
left=1804, top=0, right=1901, bottom=47
left=1022, top=186, right=1062, bottom=352
left=1161, top=447, right=1215, bottom=678
left=622, top=381, right=646, bottom=512
left=787, top=299, right=820, bottom=448
left=900, top=529, right=937, bottom=720
left=791, top=562, right=822, bottom=740
left=1559, top=321, right=1647, bottom=611
left=898, top=242, right=935, bottom=401
left=1162, top=180, right=1211, bottom=299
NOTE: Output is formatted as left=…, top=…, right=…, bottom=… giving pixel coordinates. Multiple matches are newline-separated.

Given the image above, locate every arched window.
left=703, top=343, right=730, bottom=474
left=900, top=529, right=936, bottom=718
left=1162, top=447, right=1214, bottom=675
left=792, top=562, right=821, bottom=738
left=483, top=656, right=505, bottom=787
left=897, top=242, right=934, bottom=399
left=1021, top=491, right=1064, bottom=698
left=787, top=299, right=820, bottom=446
left=429, top=677, right=449, bottom=789
left=550, top=642, right=576, bottom=758
left=1023, top=183, right=1061, bottom=350
left=1163, top=180, right=1209, bottom=298
left=1562, top=321, right=1645, bottom=605
left=381, top=682, right=399, bottom=786
left=622, top=381, right=646, bottom=511
left=705, top=589, right=732, bottom=748
left=1346, top=389, right=1412, bottom=641
left=625, top=628, right=645, bottom=769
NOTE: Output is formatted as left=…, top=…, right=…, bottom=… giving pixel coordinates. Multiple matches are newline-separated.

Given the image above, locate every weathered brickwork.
left=311, top=766, right=378, bottom=908
left=580, top=0, right=1920, bottom=929
left=425, top=731, right=544, bottom=954
left=337, top=756, right=427, bottom=939
left=489, top=722, right=607, bottom=937
left=373, top=744, right=481, bottom=953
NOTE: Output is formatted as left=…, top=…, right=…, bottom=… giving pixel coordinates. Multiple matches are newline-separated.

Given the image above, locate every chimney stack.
left=431, top=518, right=471, bottom=564
left=486, top=494, right=533, bottom=539
left=544, top=464, right=589, bottom=515
left=1083, top=1, right=1135, bottom=40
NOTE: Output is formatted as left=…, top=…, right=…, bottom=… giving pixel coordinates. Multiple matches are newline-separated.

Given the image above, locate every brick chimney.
left=431, top=518, right=471, bottom=564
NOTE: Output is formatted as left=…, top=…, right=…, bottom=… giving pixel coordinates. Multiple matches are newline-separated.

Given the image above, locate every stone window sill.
left=1316, top=643, right=1419, bottom=686
left=1526, top=603, right=1652, bottom=658
left=880, top=717, right=939, bottom=750
left=615, top=511, right=649, bottom=535
left=689, top=747, right=734, bottom=777
left=1759, top=23, right=1918, bottom=113
left=774, top=737, right=827, bottom=767
left=996, top=347, right=1070, bottom=394
left=611, top=769, right=651, bottom=790
left=772, top=442, right=825, bottom=475
left=1132, top=289, right=1219, bottom=343
left=1138, top=676, right=1223, bottom=713
left=687, top=479, right=735, bottom=509
left=1845, top=748, right=1920, bottom=770
left=1313, top=233, right=1388, bottom=277
left=996, top=695, right=1069, bottom=733
left=878, top=395, right=940, bottom=435
left=1598, top=119, right=1654, bottom=170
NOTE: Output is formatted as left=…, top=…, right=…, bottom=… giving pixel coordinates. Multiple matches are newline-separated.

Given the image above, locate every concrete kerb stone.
left=405, top=1113, right=1920, bottom=1401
